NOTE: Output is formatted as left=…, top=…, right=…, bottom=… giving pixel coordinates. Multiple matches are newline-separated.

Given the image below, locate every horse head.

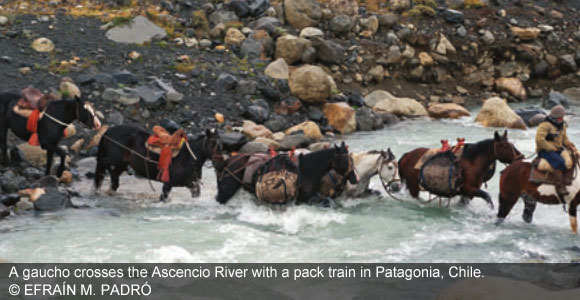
left=333, top=141, right=358, bottom=185
left=379, top=148, right=400, bottom=192
left=203, top=128, right=224, bottom=170
left=493, top=130, right=523, bottom=164
left=75, top=96, right=101, bottom=130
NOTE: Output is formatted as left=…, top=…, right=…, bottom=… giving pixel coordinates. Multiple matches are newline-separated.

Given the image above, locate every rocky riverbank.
left=1, top=0, right=580, bottom=216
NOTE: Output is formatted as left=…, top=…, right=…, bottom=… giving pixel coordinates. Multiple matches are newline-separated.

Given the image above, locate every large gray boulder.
left=106, top=16, right=167, bottom=44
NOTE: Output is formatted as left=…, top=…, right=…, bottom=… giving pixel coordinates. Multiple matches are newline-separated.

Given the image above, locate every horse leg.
left=522, top=193, right=537, bottom=224
left=460, top=196, right=470, bottom=205
left=0, top=125, right=8, bottom=166
left=159, top=183, right=172, bottom=202
left=187, top=180, right=201, bottom=198
left=474, top=189, right=494, bottom=210
left=569, top=198, right=578, bottom=234
left=94, top=153, right=108, bottom=192
left=108, top=164, right=126, bottom=195
left=215, top=174, right=242, bottom=204
left=496, top=192, right=519, bottom=225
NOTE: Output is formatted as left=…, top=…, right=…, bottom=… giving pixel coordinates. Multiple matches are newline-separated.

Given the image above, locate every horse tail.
left=94, top=133, right=109, bottom=190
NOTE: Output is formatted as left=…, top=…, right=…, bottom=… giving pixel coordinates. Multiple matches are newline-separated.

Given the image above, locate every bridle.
left=203, top=136, right=224, bottom=164
left=493, top=140, right=523, bottom=165
left=76, top=102, right=100, bottom=130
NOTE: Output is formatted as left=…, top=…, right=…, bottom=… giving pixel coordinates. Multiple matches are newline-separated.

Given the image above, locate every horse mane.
left=299, top=148, right=336, bottom=169
left=367, top=150, right=383, bottom=155
left=461, top=139, right=493, bottom=161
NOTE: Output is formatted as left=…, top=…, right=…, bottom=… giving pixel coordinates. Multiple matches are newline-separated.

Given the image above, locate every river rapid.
left=1, top=102, right=579, bottom=263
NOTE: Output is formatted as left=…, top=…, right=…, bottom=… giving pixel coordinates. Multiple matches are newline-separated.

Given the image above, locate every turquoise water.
left=1, top=103, right=579, bottom=263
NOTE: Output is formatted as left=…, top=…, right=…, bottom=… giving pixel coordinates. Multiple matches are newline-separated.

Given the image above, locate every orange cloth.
left=26, top=109, right=40, bottom=146
left=158, top=146, right=172, bottom=182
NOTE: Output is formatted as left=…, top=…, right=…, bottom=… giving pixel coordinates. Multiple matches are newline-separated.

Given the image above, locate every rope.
left=43, top=112, right=70, bottom=127
left=102, top=135, right=158, bottom=164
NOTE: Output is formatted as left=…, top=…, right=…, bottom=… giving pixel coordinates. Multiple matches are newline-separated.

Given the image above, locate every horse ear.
left=494, top=131, right=500, bottom=140
left=503, top=130, right=508, bottom=138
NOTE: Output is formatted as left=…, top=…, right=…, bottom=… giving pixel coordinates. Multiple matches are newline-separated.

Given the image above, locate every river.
left=1, top=102, right=579, bottom=263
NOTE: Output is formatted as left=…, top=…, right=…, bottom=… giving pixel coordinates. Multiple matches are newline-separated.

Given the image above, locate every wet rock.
left=543, top=91, right=571, bottom=109
left=310, top=37, right=344, bottom=65
left=275, top=34, right=310, bottom=65
left=560, top=54, right=577, bottom=73
left=444, top=9, right=464, bottom=23
left=136, top=84, right=165, bottom=109
left=16, top=143, right=50, bottom=168
left=243, top=120, right=273, bottom=139
left=289, top=65, right=332, bottom=104
left=244, top=105, right=270, bottom=124
left=355, top=107, right=383, bottom=131
left=215, top=73, right=239, bottom=92
left=106, top=16, right=167, bottom=44
left=511, top=26, right=541, bottom=41
left=102, top=87, right=140, bottom=105
left=23, top=167, right=43, bottom=180
left=364, top=90, right=428, bottom=117
left=329, top=15, right=352, bottom=33
left=31, top=37, right=54, bottom=53
left=495, top=78, right=526, bottom=100
left=475, top=97, right=526, bottom=129
left=284, top=0, right=322, bottom=29
left=230, top=0, right=250, bottom=18
left=515, top=107, right=547, bottom=127
left=239, top=141, right=269, bottom=154
left=428, top=103, right=470, bottom=119
left=264, top=114, right=290, bottom=132
left=265, top=58, right=289, bottom=79
left=1, top=171, right=28, bottom=193
left=225, top=28, right=246, bottom=46
left=33, top=188, right=73, bottom=212
left=285, top=121, right=322, bottom=140
left=209, top=10, right=239, bottom=25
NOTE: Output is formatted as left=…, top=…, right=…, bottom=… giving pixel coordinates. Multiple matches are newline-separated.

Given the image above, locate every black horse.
left=215, top=141, right=358, bottom=205
left=94, top=125, right=224, bottom=201
left=0, top=91, right=101, bottom=176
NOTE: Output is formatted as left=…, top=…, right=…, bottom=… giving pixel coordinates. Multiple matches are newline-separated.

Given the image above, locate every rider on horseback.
left=535, top=105, right=577, bottom=197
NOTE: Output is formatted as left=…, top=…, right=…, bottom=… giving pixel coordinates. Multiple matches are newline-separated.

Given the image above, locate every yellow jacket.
left=535, top=120, right=571, bottom=152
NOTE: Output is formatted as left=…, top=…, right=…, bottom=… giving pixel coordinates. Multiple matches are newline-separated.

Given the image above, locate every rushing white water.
left=1, top=102, right=579, bottom=263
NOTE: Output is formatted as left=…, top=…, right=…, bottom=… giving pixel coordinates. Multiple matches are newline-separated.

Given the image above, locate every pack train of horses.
left=0, top=89, right=578, bottom=234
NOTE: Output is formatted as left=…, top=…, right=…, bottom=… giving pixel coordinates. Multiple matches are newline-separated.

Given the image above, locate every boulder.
left=543, top=91, right=571, bottom=109
left=105, top=16, right=167, bottom=44
left=510, top=26, right=541, bottom=40
left=329, top=15, right=352, bottom=33
left=220, top=132, right=248, bottom=152
left=264, top=114, right=290, bottom=132
left=244, top=105, right=270, bottom=124
left=443, top=9, right=464, bottom=23
left=31, top=37, right=54, bottom=52
left=264, top=58, right=290, bottom=79
left=560, top=54, right=577, bottom=73
left=289, top=65, right=332, bottom=104
left=59, top=81, right=81, bottom=99
left=1, top=171, right=27, bottom=193
left=215, top=73, right=239, bottom=92
left=389, top=0, right=410, bottom=11
left=253, top=137, right=280, bottom=150
left=364, top=90, right=427, bottom=117
left=279, top=133, right=315, bottom=150
left=33, top=188, right=73, bottom=212
left=284, top=0, right=322, bottom=29
left=300, top=27, right=324, bottom=39
left=239, top=141, right=269, bottom=154
left=102, top=87, right=140, bottom=105
left=327, top=0, right=358, bottom=17
left=355, top=107, right=383, bottom=131
left=475, top=97, right=526, bottom=129
left=428, top=103, right=470, bottom=119
left=495, top=77, right=527, bottom=100
left=563, top=87, right=580, bottom=103
left=310, top=37, right=345, bottom=65
left=136, top=84, right=165, bottom=108
left=16, top=143, right=50, bottom=168
left=284, top=121, right=322, bottom=140
left=224, top=28, right=246, bottom=46
left=243, top=120, right=273, bottom=139
left=275, top=34, right=310, bottom=65
left=434, top=276, right=580, bottom=300
left=111, top=70, right=139, bottom=85
left=323, top=102, right=356, bottom=134
left=514, top=106, right=546, bottom=127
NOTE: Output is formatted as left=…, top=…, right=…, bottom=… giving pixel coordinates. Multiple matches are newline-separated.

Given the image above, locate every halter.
left=203, top=135, right=224, bottom=164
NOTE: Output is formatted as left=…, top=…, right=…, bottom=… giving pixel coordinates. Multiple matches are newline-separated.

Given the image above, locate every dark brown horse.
left=398, top=131, right=523, bottom=208
left=498, top=157, right=580, bottom=234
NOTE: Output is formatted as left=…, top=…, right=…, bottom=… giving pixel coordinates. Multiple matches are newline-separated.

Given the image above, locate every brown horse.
left=398, top=131, right=523, bottom=208
left=498, top=157, right=580, bottom=234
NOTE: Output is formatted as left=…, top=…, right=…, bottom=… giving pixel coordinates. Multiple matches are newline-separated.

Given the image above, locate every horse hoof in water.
left=495, top=218, right=505, bottom=225
left=105, top=189, right=117, bottom=197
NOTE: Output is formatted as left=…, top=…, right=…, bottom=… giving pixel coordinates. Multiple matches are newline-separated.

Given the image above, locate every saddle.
left=529, top=150, right=576, bottom=185
left=13, top=88, right=53, bottom=146
left=415, top=139, right=464, bottom=170
left=146, top=126, right=187, bottom=182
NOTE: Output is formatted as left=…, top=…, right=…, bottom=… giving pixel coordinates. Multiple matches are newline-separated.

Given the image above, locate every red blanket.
left=26, top=109, right=40, bottom=146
